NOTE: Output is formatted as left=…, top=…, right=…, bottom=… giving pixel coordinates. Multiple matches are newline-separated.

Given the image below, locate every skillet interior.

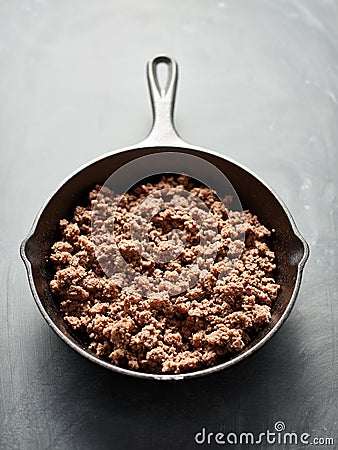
left=22, top=146, right=308, bottom=373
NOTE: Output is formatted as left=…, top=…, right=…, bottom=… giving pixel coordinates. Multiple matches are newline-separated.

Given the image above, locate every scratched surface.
left=0, top=0, right=337, bottom=449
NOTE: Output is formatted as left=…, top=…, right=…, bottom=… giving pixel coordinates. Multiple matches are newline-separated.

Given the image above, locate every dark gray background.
left=0, top=0, right=337, bottom=449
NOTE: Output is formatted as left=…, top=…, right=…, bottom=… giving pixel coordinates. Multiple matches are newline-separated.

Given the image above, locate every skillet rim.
left=20, top=142, right=310, bottom=381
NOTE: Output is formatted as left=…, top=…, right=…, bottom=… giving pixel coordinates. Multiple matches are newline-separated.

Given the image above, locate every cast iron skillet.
left=20, top=55, right=309, bottom=381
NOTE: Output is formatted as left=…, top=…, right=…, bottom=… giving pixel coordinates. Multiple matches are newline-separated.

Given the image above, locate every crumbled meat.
left=49, top=175, right=280, bottom=374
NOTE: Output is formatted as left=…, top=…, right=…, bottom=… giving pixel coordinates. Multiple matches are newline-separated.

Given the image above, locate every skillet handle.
left=142, top=55, right=185, bottom=147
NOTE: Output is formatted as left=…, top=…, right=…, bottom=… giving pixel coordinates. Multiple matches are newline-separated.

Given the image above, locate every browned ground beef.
left=50, top=175, right=280, bottom=374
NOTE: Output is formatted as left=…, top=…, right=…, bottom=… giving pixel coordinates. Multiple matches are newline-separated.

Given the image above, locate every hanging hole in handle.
left=152, top=57, right=173, bottom=98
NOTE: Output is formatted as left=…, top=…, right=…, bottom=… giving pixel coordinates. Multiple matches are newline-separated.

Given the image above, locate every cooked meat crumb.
left=50, top=175, right=280, bottom=374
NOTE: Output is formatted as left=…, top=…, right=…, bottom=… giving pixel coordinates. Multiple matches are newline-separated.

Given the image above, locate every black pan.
left=20, top=55, right=309, bottom=381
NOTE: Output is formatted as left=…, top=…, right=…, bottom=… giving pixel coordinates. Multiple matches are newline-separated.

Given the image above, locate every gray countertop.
left=0, top=1, right=337, bottom=449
